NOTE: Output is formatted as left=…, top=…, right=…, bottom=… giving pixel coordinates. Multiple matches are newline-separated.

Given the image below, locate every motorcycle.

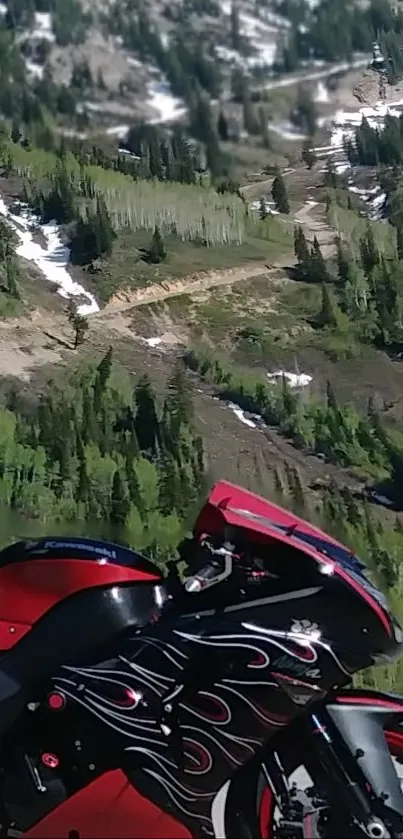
left=0, top=480, right=402, bottom=838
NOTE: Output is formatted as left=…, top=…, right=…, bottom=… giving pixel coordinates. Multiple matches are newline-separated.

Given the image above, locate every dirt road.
left=294, top=199, right=336, bottom=258
left=101, top=260, right=291, bottom=316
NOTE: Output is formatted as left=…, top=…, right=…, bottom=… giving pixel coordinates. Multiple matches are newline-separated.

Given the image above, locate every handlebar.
left=183, top=538, right=236, bottom=594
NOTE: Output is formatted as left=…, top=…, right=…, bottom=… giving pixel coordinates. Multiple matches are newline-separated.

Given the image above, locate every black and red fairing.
left=0, top=537, right=162, bottom=650
left=194, top=481, right=401, bottom=652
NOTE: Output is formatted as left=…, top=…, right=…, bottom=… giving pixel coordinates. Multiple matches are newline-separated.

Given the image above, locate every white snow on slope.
left=314, top=81, right=329, bottom=104
left=269, top=121, right=308, bottom=142
left=147, top=81, right=186, bottom=124
left=267, top=371, right=313, bottom=388
left=250, top=199, right=280, bottom=216
left=315, top=97, right=403, bottom=218
left=229, top=402, right=258, bottom=428
left=32, top=11, right=55, bottom=42
left=0, top=200, right=99, bottom=316
left=145, top=337, right=163, bottom=348
left=227, top=371, right=313, bottom=430
left=220, top=0, right=285, bottom=68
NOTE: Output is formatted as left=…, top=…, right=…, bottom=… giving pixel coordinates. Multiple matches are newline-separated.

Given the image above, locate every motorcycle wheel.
left=256, top=728, right=403, bottom=838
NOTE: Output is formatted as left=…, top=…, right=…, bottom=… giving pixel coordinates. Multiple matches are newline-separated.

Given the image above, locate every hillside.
left=3, top=0, right=403, bottom=697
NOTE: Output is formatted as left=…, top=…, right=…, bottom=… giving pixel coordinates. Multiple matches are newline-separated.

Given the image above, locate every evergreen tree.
left=318, top=283, right=339, bottom=329
left=158, top=453, right=179, bottom=514
left=360, top=223, right=379, bottom=278
left=76, top=456, right=90, bottom=504
left=147, top=226, right=167, bottom=264
left=293, top=87, right=317, bottom=136
left=324, top=160, right=338, bottom=189
left=397, top=225, right=403, bottom=260
left=230, top=1, right=241, bottom=50
left=259, top=197, right=267, bottom=221
left=310, top=236, right=330, bottom=283
left=134, top=374, right=160, bottom=455
left=217, top=110, right=229, bottom=142
left=294, top=225, right=311, bottom=280
left=11, top=120, right=21, bottom=145
left=95, top=195, right=115, bottom=258
left=272, top=173, right=290, bottom=214
left=67, top=301, right=89, bottom=349
left=301, top=140, right=316, bottom=170
left=326, top=380, right=338, bottom=411
left=110, top=469, right=130, bottom=526
left=93, top=346, right=113, bottom=413
left=125, top=454, right=144, bottom=518
left=336, top=236, right=350, bottom=285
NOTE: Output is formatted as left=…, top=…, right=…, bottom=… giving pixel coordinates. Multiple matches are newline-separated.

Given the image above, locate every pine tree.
left=272, top=173, right=290, bottom=214
left=67, top=301, right=89, bottom=349
left=125, top=454, right=144, bottom=518
left=11, top=120, right=21, bottom=145
left=326, top=380, right=338, bottom=410
left=158, top=454, right=179, bottom=514
left=110, top=469, right=130, bottom=526
left=324, top=160, right=337, bottom=189
left=5, top=259, right=20, bottom=298
left=360, top=223, right=379, bottom=278
left=230, top=1, right=241, bottom=49
left=302, top=139, right=315, bottom=170
left=259, top=197, right=267, bottom=220
left=134, top=374, right=160, bottom=455
left=217, top=110, right=229, bottom=142
left=93, top=346, right=113, bottom=413
left=147, top=226, right=167, bottom=264
left=95, top=195, right=114, bottom=258
left=76, top=457, right=90, bottom=503
left=397, top=226, right=403, bottom=260
left=294, top=87, right=317, bottom=137
left=310, top=236, right=330, bottom=283
left=336, top=237, right=350, bottom=285
left=294, top=225, right=311, bottom=279
left=318, top=283, right=339, bottom=329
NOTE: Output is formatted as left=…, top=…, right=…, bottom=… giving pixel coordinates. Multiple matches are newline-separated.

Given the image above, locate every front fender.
left=327, top=688, right=403, bottom=828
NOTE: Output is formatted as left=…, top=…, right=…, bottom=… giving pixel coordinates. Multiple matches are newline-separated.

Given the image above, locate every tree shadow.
left=43, top=330, right=73, bottom=350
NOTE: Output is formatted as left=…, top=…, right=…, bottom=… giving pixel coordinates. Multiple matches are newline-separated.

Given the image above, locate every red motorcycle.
left=0, top=480, right=402, bottom=838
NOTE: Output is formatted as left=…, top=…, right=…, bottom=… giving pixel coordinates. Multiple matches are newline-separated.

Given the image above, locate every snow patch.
left=249, top=199, right=280, bottom=216
left=25, top=60, right=44, bottom=80
left=314, top=81, right=329, bottom=104
left=144, top=337, right=163, bottom=348
left=267, top=371, right=313, bottom=388
left=105, top=124, right=130, bottom=138
left=313, top=96, right=403, bottom=215
left=32, top=11, right=55, bottom=42
left=269, top=121, right=308, bottom=141
left=220, top=1, right=283, bottom=68
left=0, top=199, right=99, bottom=316
left=370, top=490, right=394, bottom=508
left=228, top=402, right=257, bottom=428
left=147, top=81, right=186, bottom=124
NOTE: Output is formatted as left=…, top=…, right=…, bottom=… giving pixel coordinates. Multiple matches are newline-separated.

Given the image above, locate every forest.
left=0, top=352, right=205, bottom=561
left=0, top=127, right=292, bottom=306
left=279, top=0, right=403, bottom=82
